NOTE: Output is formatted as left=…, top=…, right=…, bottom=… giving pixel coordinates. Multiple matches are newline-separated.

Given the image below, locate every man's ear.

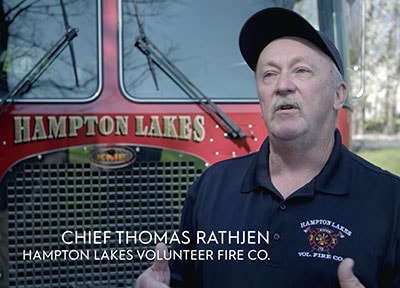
left=334, top=82, right=348, bottom=111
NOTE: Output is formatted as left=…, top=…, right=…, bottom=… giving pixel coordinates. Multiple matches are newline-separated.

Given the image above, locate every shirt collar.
left=241, top=129, right=351, bottom=196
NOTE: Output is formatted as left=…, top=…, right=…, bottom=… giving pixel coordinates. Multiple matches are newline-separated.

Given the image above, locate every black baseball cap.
left=239, top=7, right=344, bottom=76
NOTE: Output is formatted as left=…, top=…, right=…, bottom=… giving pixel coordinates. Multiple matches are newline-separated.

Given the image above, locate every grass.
left=356, top=148, right=400, bottom=176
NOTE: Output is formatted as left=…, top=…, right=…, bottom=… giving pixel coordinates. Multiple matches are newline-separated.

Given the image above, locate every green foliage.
left=363, top=120, right=385, bottom=133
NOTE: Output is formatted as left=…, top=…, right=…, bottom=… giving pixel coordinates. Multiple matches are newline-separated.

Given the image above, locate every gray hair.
left=331, top=60, right=344, bottom=86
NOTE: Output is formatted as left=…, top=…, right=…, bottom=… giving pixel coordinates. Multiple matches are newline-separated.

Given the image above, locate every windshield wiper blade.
left=0, top=27, right=78, bottom=116
left=60, top=0, right=79, bottom=87
left=132, top=0, right=246, bottom=139
left=133, top=0, right=158, bottom=90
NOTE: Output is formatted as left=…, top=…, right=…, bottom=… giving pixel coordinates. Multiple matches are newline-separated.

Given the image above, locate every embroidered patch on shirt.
left=297, top=219, right=352, bottom=261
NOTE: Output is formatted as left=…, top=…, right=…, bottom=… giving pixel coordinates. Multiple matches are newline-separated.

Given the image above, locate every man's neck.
left=268, top=133, right=335, bottom=199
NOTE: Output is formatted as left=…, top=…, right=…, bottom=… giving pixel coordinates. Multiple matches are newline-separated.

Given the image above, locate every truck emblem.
left=89, top=146, right=136, bottom=169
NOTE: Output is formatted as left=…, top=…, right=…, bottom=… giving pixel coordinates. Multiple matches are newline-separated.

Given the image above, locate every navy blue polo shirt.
left=169, top=130, right=400, bottom=288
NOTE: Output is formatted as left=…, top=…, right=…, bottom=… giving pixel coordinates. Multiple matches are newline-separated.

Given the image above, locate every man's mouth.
left=277, top=104, right=298, bottom=111
left=279, top=105, right=295, bottom=110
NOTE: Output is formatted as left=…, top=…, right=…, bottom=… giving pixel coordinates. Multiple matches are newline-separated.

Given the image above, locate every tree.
left=352, top=0, right=400, bottom=135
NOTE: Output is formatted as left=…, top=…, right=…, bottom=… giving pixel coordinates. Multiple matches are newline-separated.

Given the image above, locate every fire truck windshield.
left=120, top=0, right=362, bottom=104
left=1, top=0, right=361, bottom=104
left=120, top=0, right=313, bottom=102
left=0, top=0, right=99, bottom=102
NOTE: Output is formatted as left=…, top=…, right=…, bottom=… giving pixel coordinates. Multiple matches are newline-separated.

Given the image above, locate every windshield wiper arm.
left=132, top=1, right=246, bottom=139
left=60, top=0, right=79, bottom=87
left=133, top=0, right=158, bottom=90
left=0, top=27, right=78, bottom=116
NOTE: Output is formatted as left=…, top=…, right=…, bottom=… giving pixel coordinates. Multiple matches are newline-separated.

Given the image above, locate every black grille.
left=2, top=147, right=204, bottom=287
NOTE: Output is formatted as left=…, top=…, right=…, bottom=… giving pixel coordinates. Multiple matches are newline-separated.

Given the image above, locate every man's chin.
left=268, top=126, right=307, bottom=142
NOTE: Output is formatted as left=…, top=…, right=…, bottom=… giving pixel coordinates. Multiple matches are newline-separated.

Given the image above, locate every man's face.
left=255, top=37, right=345, bottom=142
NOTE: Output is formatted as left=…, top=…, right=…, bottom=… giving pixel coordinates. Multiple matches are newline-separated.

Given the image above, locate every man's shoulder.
left=192, top=151, right=258, bottom=188
left=347, top=148, right=400, bottom=184
left=186, top=152, right=259, bottom=203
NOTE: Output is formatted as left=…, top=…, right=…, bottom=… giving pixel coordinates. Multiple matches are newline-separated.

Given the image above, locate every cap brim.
left=239, top=7, right=343, bottom=75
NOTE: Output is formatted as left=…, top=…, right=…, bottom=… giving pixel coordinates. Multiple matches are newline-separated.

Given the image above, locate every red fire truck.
left=0, top=0, right=362, bottom=287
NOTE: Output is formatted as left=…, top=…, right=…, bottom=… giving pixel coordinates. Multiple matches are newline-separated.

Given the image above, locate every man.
left=136, top=7, right=400, bottom=288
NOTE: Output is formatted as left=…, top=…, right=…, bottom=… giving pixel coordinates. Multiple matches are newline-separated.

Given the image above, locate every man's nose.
left=275, top=72, right=296, bottom=95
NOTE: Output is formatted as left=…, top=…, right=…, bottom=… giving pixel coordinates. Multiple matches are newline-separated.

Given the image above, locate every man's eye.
left=296, top=68, right=310, bottom=74
left=264, top=71, right=276, bottom=78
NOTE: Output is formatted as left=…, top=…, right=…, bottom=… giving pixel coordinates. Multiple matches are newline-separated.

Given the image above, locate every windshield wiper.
left=132, top=0, right=246, bottom=139
left=133, top=0, right=158, bottom=90
left=60, top=0, right=79, bottom=87
left=0, top=27, right=78, bottom=117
